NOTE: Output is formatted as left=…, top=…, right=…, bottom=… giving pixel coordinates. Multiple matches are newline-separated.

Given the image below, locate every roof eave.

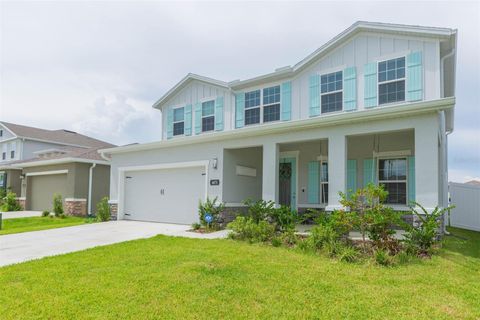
left=10, top=157, right=110, bottom=168
left=101, top=97, right=455, bottom=155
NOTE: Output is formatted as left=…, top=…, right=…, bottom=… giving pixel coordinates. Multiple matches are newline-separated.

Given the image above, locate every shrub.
left=338, top=246, right=359, bottom=263
left=374, top=249, right=394, bottom=266
left=395, top=251, right=412, bottom=265
left=324, top=240, right=345, bottom=257
left=308, top=224, right=339, bottom=250
left=243, top=199, right=275, bottom=223
left=269, top=205, right=299, bottom=232
left=96, top=197, right=111, bottom=222
left=42, top=210, right=50, bottom=217
left=1, top=191, right=22, bottom=212
left=328, top=209, right=357, bottom=236
left=297, top=237, right=315, bottom=252
left=271, top=236, right=282, bottom=247
left=280, top=229, right=298, bottom=246
left=191, top=222, right=201, bottom=230
left=402, top=203, right=452, bottom=256
left=57, top=213, right=66, bottom=219
left=52, top=193, right=63, bottom=217
left=227, top=216, right=274, bottom=243
left=198, top=197, right=225, bottom=230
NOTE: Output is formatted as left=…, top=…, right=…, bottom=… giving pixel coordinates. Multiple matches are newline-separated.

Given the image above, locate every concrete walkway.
left=0, top=220, right=229, bottom=267
left=1, top=211, right=42, bottom=219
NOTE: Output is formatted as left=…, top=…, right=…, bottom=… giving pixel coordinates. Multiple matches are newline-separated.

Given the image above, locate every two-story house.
left=0, top=122, right=115, bottom=215
left=100, top=21, right=457, bottom=225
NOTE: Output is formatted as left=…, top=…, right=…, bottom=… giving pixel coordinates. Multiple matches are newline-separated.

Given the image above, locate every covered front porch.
left=222, top=126, right=441, bottom=216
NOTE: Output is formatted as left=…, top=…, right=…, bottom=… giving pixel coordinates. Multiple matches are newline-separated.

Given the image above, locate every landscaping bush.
left=243, top=199, right=275, bottom=223
left=227, top=216, right=274, bottom=243
left=1, top=191, right=22, bottom=212
left=42, top=210, right=50, bottom=217
left=280, top=229, right=298, bottom=246
left=271, top=236, right=282, bottom=247
left=338, top=246, right=359, bottom=263
left=269, top=205, right=299, bottom=232
left=96, top=197, right=111, bottom=222
left=402, top=203, right=452, bottom=257
left=191, top=222, right=201, bottom=231
left=308, top=224, right=339, bottom=250
left=52, top=193, right=64, bottom=217
left=198, top=197, right=225, bottom=230
left=374, top=249, right=394, bottom=266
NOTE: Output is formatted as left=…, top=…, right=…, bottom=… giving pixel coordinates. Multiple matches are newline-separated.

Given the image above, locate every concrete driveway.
left=0, top=220, right=228, bottom=267
left=1, top=211, right=42, bottom=219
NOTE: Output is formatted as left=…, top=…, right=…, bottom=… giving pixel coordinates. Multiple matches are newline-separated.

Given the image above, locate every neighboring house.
left=100, top=21, right=457, bottom=226
left=0, top=122, right=115, bottom=215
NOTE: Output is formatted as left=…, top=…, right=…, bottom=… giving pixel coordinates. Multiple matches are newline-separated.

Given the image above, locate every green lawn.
left=0, top=227, right=478, bottom=319
left=0, top=216, right=88, bottom=235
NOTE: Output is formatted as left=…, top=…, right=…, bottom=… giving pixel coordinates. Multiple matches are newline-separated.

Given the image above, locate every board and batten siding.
left=161, top=81, right=234, bottom=139
left=161, top=33, right=441, bottom=139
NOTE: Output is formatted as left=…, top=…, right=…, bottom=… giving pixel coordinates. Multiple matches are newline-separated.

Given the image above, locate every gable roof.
left=153, top=73, right=230, bottom=109
left=153, top=21, right=456, bottom=108
left=0, top=121, right=116, bottom=149
left=9, top=146, right=110, bottom=168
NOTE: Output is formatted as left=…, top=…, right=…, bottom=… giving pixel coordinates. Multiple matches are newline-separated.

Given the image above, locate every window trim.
left=244, top=85, right=282, bottom=126
left=377, top=156, right=408, bottom=205
left=172, top=106, right=185, bottom=137
left=320, top=70, right=343, bottom=114
left=377, top=56, right=407, bottom=106
left=320, top=160, right=329, bottom=204
left=201, top=100, right=215, bottom=133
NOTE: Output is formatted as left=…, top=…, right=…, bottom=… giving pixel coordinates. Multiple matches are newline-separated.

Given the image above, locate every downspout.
left=100, top=151, right=110, bottom=162
left=438, top=110, right=451, bottom=235
left=88, top=163, right=96, bottom=216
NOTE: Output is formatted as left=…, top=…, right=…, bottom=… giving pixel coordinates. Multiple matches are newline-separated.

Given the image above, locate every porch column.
left=262, top=142, right=279, bottom=203
left=326, top=133, right=346, bottom=211
left=415, top=122, right=439, bottom=210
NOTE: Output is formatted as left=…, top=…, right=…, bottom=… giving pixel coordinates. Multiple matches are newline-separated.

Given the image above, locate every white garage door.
left=123, top=166, right=206, bottom=224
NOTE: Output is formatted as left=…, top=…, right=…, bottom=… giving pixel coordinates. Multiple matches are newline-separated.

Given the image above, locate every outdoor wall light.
left=212, top=157, right=218, bottom=169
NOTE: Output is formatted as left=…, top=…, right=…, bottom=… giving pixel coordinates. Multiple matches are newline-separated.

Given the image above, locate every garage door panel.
left=29, top=174, right=68, bottom=211
left=124, top=166, right=205, bottom=224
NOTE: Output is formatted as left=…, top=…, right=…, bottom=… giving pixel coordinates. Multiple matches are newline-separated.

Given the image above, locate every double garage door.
left=123, top=166, right=206, bottom=225
left=28, top=173, right=68, bottom=211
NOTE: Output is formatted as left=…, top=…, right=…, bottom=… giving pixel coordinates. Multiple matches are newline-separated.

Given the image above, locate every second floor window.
left=263, top=85, right=280, bottom=122
left=378, top=158, right=407, bottom=205
left=321, top=71, right=343, bottom=113
left=173, top=107, right=184, bottom=136
left=378, top=57, right=405, bottom=105
left=202, top=100, right=215, bottom=132
left=245, top=90, right=261, bottom=125
left=2, top=152, right=5, bottom=160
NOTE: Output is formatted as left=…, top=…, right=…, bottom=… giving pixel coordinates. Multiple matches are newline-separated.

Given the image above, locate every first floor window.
left=320, top=161, right=328, bottom=203
left=173, top=107, right=184, bottom=136
left=245, top=90, right=261, bottom=125
left=378, top=57, right=405, bottom=105
left=321, top=71, right=343, bottom=114
left=202, top=100, right=215, bottom=132
left=2, top=152, right=5, bottom=160
left=378, top=158, right=407, bottom=204
left=10, top=151, right=14, bottom=159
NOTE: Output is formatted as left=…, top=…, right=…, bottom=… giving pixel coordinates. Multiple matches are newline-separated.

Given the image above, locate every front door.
left=279, top=157, right=296, bottom=209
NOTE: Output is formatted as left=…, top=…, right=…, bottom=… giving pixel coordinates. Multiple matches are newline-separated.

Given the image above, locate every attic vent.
left=62, top=129, right=77, bottom=134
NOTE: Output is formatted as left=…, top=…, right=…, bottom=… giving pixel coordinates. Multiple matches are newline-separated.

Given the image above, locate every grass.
left=0, top=216, right=89, bottom=235
left=0, top=227, right=478, bottom=319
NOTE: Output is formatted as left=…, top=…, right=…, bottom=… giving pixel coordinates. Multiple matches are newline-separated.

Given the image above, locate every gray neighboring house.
left=0, top=122, right=115, bottom=215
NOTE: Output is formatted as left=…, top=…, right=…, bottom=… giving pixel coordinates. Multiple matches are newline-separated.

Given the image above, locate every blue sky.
left=0, top=1, right=479, bottom=182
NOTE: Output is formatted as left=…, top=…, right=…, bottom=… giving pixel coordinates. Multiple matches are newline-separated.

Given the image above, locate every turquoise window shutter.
left=343, top=67, right=357, bottom=111
left=184, top=104, right=192, bottom=136
left=407, top=51, right=423, bottom=102
left=364, top=62, right=377, bottom=108
left=309, top=74, right=320, bottom=117
left=281, top=81, right=292, bottom=121
left=408, top=156, right=416, bottom=205
left=347, top=159, right=357, bottom=198
left=363, top=158, right=376, bottom=186
left=214, top=96, right=224, bottom=131
left=194, top=102, right=202, bottom=135
left=235, top=92, right=245, bottom=128
left=166, top=107, right=174, bottom=139
left=308, top=161, right=320, bottom=204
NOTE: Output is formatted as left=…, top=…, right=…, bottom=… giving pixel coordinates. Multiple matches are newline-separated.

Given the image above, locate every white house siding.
left=110, top=112, right=442, bottom=219
left=161, top=81, right=233, bottom=139
left=21, top=140, right=73, bottom=160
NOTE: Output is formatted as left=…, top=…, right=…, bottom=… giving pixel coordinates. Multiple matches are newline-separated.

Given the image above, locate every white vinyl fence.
left=449, top=182, right=480, bottom=231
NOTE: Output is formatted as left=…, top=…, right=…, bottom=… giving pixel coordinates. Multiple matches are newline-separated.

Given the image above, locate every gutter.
left=100, top=97, right=455, bottom=155
left=88, top=163, right=96, bottom=216
left=10, top=157, right=110, bottom=168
